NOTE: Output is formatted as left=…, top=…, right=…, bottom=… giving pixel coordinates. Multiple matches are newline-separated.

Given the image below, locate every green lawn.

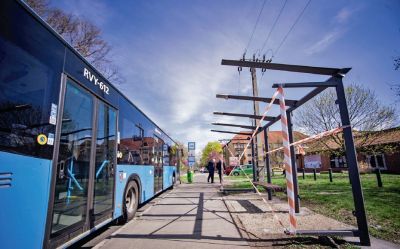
left=226, top=172, right=400, bottom=244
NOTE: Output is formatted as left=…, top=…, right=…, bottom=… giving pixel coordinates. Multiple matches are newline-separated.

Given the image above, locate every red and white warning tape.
left=222, top=88, right=289, bottom=230
left=221, top=86, right=350, bottom=235
left=266, top=126, right=346, bottom=155
left=227, top=89, right=280, bottom=176
left=278, top=86, right=297, bottom=234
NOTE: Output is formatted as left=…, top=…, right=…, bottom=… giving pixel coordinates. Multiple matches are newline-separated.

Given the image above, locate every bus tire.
left=233, top=172, right=239, bottom=176
left=122, top=180, right=139, bottom=222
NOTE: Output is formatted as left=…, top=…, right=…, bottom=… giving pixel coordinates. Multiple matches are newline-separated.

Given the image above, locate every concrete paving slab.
left=96, top=174, right=249, bottom=249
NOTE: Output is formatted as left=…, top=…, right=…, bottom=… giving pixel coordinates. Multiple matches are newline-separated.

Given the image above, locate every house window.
left=367, top=154, right=386, bottom=169
left=330, top=155, right=347, bottom=168
left=234, top=143, right=245, bottom=152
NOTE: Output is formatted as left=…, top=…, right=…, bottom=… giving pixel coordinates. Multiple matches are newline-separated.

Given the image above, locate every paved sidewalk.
left=97, top=174, right=249, bottom=249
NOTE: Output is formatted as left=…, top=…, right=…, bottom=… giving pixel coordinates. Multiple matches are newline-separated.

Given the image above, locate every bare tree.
left=295, top=83, right=396, bottom=155
left=395, top=56, right=400, bottom=71
left=392, top=56, right=400, bottom=98
left=25, top=0, right=48, bottom=16
left=25, top=0, right=124, bottom=84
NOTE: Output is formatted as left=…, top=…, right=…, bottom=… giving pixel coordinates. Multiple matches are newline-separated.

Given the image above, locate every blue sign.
left=188, top=156, right=195, bottom=163
left=188, top=161, right=195, bottom=167
left=188, top=142, right=195, bottom=150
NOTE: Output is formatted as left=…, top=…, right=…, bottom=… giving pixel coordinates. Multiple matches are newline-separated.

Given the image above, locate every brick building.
left=225, top=131, right=308, bottom=168
left=303, top=127, right=400, bottom=173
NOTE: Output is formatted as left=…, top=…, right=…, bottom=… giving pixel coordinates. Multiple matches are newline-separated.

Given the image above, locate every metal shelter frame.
left=211, top=59, right=370, bottom=246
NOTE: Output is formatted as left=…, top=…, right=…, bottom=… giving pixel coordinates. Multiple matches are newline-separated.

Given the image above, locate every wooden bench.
left=253, top=181, right=285, bottom=193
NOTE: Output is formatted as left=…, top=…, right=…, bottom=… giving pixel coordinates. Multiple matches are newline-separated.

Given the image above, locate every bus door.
left=153, top=135, right=163, bottom=194
left=48, top=76, right=117, bottom=244
left=92, top=98, right=117, bottom=223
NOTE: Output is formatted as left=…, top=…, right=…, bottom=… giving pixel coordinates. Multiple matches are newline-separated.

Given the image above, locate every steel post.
left=375, top=168, right=383, bottom=188
left=335, top=79, right=370, bottom=246
left=263, top=128, right=272, bottom=200
left=286, top=111, right=300, bottom=213
left=251, top=138, right=257, bottom=183
left=177, top=149, right=182, bottom=183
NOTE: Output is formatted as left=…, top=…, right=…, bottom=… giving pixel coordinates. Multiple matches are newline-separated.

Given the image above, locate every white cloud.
left=52, top=0, right=381, bottom=155
left=106, top=20, right=250, bottom=154
left=305, top=30, right=344, bottom=55
left=305, top=6, right=360, bottom=55
left=334, top=7, right=353, bottom=24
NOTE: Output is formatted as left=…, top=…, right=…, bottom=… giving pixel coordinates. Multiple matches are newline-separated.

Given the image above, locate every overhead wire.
left=273, top=0, right=312, bottom=58
left=259, top=0, right=288, bottom=56
left=238, top=1, right=269, bottom=97
left=243, top=0, right=268, bottom=55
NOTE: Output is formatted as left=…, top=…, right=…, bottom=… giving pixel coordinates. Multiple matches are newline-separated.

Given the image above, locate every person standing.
left=216, top=159, right=224, bottom=183
left=207, top=159, right=215, bottom=183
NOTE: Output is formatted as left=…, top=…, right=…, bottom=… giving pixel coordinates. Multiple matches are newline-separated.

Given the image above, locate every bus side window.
left=133, top=125, right=144, bottom=165
left=118, top=115, right=145, bottom=165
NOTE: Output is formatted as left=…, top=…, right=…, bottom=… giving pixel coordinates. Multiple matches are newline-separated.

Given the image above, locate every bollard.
left=187, top=170, right=193, bottom=183
left=329, top=168, right=333, bottom=182
left=313, top=168, right=317, bottom=181
left=375, top=168, right=383, bottom=187
left=302, top=168, right=305, bottom=179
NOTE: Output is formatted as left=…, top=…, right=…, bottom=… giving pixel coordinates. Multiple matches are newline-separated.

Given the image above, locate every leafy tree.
left=25, top=0, right=124, bottom=84
left=295, top=83, right=396, bottom=155
left=200, top=142, right=222, bottom=166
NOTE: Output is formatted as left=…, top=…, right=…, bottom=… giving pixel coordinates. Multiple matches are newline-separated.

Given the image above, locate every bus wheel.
left=123, top=181, right=139, bottom=222
left=233, top=172, right=239, bottom=176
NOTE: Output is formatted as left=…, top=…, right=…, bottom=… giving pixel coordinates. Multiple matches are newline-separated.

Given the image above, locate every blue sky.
left=51, top=0, right=400, bottom=152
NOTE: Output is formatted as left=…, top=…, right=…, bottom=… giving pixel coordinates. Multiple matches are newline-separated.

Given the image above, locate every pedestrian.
left=207, top=158, right=215, bottom=183
left=216, top=159, right=224, bottom=183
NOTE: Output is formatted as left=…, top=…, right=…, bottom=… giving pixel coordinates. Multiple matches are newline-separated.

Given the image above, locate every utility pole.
left=250, top=67, right=265, bottom=182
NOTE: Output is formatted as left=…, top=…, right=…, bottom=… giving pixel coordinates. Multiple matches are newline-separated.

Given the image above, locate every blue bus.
left=0, top=1, right=180, bottom=248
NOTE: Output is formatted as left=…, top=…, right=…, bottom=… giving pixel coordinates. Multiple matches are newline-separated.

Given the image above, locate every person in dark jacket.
left=207, top=159, right=215, bottom=183
left=216, top=159, right=225, bottom=183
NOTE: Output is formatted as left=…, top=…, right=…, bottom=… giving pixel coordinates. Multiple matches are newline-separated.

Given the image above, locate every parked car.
left=231, top=164, right=253, bottom=176
left=200, top=167, right=208, bottom=173
left=224, top=165, right=235, bottom=175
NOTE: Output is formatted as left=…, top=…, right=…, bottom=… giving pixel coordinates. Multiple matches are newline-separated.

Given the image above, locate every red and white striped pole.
left=278, top=86, right=297, bottom=234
